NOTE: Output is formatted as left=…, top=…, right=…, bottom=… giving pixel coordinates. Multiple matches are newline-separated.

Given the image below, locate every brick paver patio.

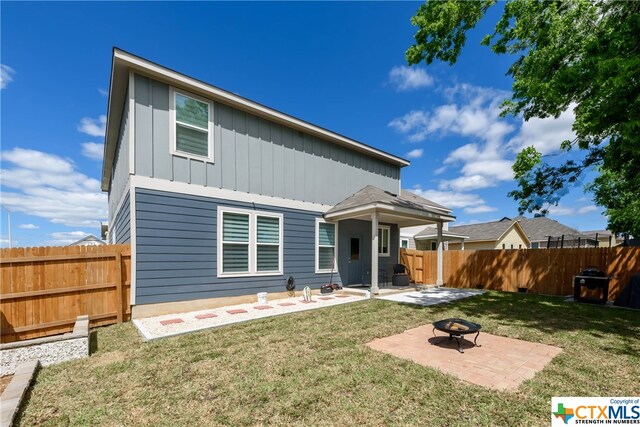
left=367, top=324, right=562, bottom=391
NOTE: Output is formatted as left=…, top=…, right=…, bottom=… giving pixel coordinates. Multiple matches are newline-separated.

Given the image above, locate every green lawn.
left=17, top=292, right=640, bottom=426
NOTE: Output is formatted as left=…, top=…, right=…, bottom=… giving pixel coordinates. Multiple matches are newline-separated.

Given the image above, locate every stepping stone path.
left=195, top=313, right=218, bottom=320
left=160, top=318, right=184, bottom=326
left=134, top=293, right=363, bottom=340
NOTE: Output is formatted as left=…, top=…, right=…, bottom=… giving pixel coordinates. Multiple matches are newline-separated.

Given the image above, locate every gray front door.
left=348, top=235, right=362, bottom=285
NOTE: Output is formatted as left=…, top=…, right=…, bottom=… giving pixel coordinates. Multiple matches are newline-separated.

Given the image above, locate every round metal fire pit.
left=432, top=318, right=482, bottom=353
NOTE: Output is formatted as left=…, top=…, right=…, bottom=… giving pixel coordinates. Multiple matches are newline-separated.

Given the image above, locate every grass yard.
left=16, top=291, right=640, bottom=426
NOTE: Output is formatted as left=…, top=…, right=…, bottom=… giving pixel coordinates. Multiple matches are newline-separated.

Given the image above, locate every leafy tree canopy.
left=407, top=0, right=640, bottom=235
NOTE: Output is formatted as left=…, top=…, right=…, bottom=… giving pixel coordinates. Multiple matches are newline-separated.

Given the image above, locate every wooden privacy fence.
left=401, top=247, right=640, bottom=301
left=1, top=244, right=131, bottom=343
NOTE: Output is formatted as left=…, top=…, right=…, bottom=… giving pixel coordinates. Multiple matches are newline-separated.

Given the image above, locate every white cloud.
left=82, top=142, right=104, bottom=160
left=18, top=224, right=39, bottom=230
left=578, top=205, right=599, bottom=214
left=0, top=65, right=15, bottom=89
left=408, top=187, right=486, bottom=210
left=464, top=205, right=497, bottom=214
left=406, top=148, right=423, bottom=159
left=508, top=104, right=576, bottom=154
left=77, top=115, right=106, bottom=137
left=389, top=66, right=433, bottom=91
left=547, top=204, right=599, bottom=216
left=98, top=88, right=108, bottom=97
left=0, top=147, right=107, bottom=227
left=48, top=231, right=90, bottom=246
left=391, top=83, right=516, bottom=192
left=389, top=111, right=431, bottom=142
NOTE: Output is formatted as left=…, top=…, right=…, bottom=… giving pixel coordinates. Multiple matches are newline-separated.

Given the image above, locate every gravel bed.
left=133, top=293, right=366, bottom=340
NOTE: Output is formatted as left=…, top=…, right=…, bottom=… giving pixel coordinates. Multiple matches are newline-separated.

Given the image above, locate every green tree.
left=406, top=0, right=640, bottom=235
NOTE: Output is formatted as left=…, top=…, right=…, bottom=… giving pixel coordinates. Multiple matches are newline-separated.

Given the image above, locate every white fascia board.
left=112, top=49, right=410, bottom=167
left=131, top=175, right=333, bottom=213
left=325, top=203, right=456, bottom=223
left=415, top=232, right=469, bottom=240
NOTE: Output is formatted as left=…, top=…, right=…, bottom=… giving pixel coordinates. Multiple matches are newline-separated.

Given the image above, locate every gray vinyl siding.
left=337, top=219, right=399, bottom=285
left=113, top=191, right=131, bottom=244
left=108, top=88, right=130, bottom=226
left=135, top=188, right=342, bottom=305
left=133, top=74, right=401, bottom=206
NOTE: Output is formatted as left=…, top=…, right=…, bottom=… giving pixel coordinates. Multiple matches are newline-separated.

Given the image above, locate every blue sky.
left=1, top=2, right=606, bottom=247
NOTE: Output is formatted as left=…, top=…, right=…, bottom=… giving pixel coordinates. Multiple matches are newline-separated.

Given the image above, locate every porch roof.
left=324, top=185, right=455, bottom=227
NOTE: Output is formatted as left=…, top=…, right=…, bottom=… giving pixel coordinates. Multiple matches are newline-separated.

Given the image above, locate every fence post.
left=115, top=250, right=123, bottom=323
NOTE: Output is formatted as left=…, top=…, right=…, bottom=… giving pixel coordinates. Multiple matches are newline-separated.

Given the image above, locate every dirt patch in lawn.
left=0, top=375, right=13, bottom=394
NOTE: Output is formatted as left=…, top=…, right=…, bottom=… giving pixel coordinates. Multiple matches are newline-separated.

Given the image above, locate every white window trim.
left=169, top=87, right=214, bottom=163
left=378, top=225, right=391, bottom=257
left=316, top=218, right=338, bottom=274
left=217, top=206, right=283, bottom=278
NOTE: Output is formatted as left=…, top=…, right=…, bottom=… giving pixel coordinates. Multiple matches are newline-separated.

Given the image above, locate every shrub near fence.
left=400, top=247, right=640, bottom=301
left=0, top=244, right=131, bottom=343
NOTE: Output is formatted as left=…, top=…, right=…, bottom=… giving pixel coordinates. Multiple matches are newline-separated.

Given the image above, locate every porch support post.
left=436, top=222, right=444, bottom=286
left=371, top=211, right=379, bottom=295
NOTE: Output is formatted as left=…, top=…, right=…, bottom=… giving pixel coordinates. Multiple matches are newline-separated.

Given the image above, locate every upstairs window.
left=171, top=89, right=213, bottom=161
left=400, top=238, right=409, bottom=249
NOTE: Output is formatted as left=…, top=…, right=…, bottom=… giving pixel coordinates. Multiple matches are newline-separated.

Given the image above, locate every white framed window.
left=217, top=207, right=282, bottom=277
left=400, top=238, right=409, bottom=249
left=378, top=225, right=390, bottom=256
left=316, top=219, right=337, bottom=273
left=170, top=87, right=214, bottom=162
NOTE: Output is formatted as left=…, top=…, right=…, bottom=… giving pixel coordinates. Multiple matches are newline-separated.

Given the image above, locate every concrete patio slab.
left=367, top=324, right=562, bottom=391
left=376, top=287, right=483, bottom=306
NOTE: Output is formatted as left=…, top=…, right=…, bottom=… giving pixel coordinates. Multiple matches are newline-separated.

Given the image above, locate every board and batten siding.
left=337, top=219, right=399, bottom=285
left=113, top=191, right=131, bottom=244
left=135, top=188, right=342, bottom=305
left=133, top=74, right=400, bottom=206
left=108, top=88, right=130, bottom=225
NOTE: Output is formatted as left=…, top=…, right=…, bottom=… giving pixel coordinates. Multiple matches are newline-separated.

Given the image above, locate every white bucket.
left=257, top=292, right=268, bottom=304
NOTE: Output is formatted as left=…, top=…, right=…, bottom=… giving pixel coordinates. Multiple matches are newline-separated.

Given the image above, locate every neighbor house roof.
left=582, top=229, right=612, bottom=238
left=68, top=234, right=105, bottom=246
left=448, top=220, right=517, bottom=243
left=326, top=185, right=452, bottom=217
left=102, top=48, right=410, bottom=191
left=511, top=216, right=588, bottom=242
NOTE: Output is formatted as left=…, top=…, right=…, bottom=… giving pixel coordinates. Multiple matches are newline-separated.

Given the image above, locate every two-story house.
left=103, top=49, right=455, bottom=317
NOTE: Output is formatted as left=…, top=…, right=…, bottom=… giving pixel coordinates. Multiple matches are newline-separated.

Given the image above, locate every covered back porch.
left=324, top=186, right=455, bottom=294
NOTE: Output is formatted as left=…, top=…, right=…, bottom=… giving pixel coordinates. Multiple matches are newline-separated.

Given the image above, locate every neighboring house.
left=444, top=218, right=530, bottom=250
left=103, top=49, right=455, bottom=316
left=514, top=216, right=596, bottom=248
left=411, top=224, right=468, bottom=250
left=68, top=235, right=105, bottom=247
left=582, top=229, right=617, bottom=248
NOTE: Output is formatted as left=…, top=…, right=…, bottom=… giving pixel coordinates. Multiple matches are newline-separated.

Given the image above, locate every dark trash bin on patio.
left=392, top=264, right=410, bottom=287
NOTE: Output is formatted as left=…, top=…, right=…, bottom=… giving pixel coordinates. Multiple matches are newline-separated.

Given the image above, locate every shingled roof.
left=325, top=185, right=452, bottom=216
left=513, top=216, right=587, bottom=242
left=447, top=219, right=519, bottom=242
